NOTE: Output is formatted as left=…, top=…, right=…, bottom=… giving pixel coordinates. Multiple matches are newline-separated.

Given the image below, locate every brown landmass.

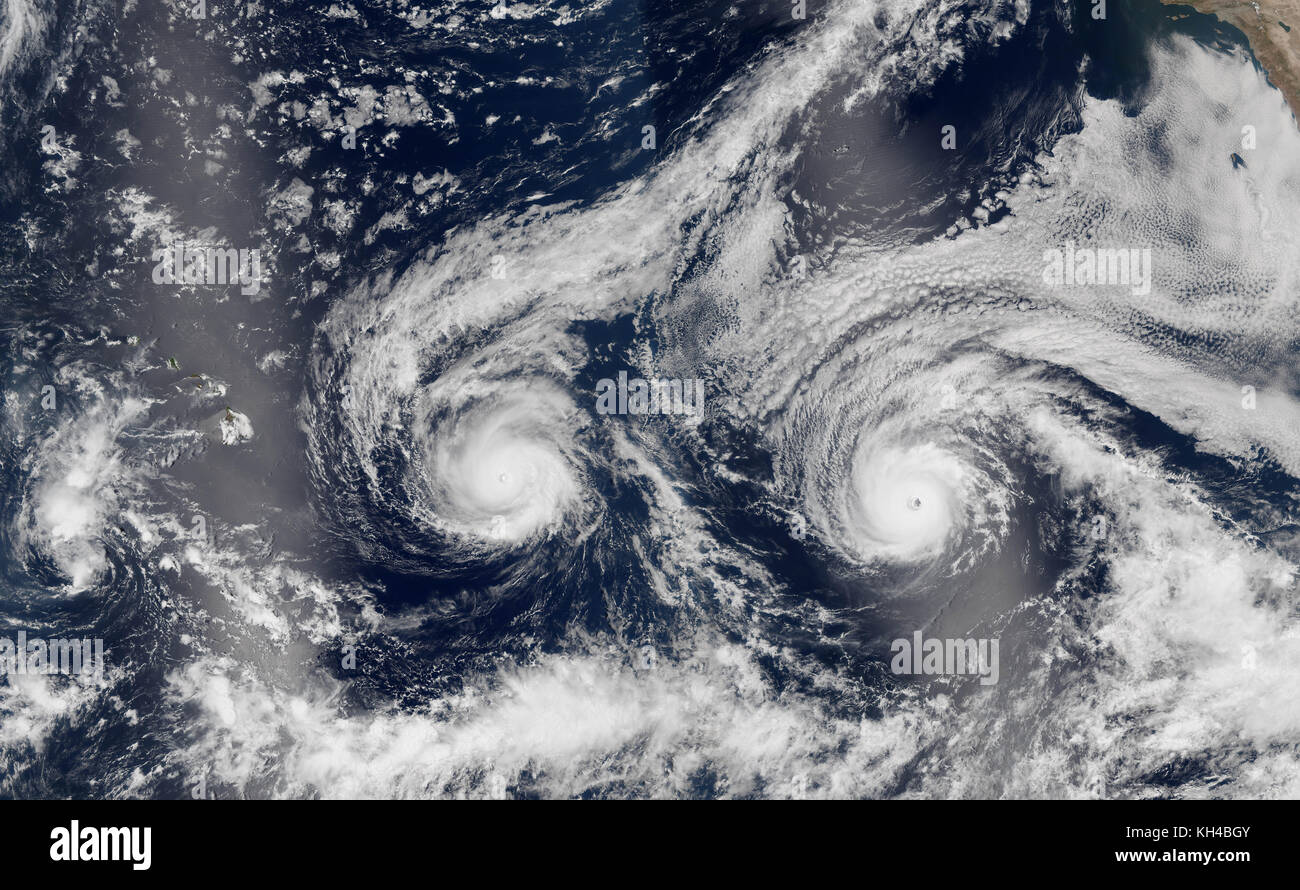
left=1162, top=0, right=1300, bottom=117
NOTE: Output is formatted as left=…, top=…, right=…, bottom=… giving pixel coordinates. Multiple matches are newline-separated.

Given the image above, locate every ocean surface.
left=1, top=0, right=1298, bottom=798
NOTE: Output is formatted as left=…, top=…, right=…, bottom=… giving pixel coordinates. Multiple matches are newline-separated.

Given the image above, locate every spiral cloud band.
left=1, top=0, right=1298, bottom=803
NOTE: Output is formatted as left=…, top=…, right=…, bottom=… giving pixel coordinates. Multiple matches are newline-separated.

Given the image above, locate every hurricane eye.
left=416, top=383, right=586, bottom=545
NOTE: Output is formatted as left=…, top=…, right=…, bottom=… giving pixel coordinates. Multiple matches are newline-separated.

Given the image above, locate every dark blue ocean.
left=0, top=0, right=1296, bottom=799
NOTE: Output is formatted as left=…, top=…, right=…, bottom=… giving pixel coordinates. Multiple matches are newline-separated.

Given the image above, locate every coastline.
left=1160, top=0, right=1300, bottom=117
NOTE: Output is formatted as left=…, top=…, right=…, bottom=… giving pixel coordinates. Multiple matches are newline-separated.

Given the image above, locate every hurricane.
left=1, top=0, right=1298, bottom=801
